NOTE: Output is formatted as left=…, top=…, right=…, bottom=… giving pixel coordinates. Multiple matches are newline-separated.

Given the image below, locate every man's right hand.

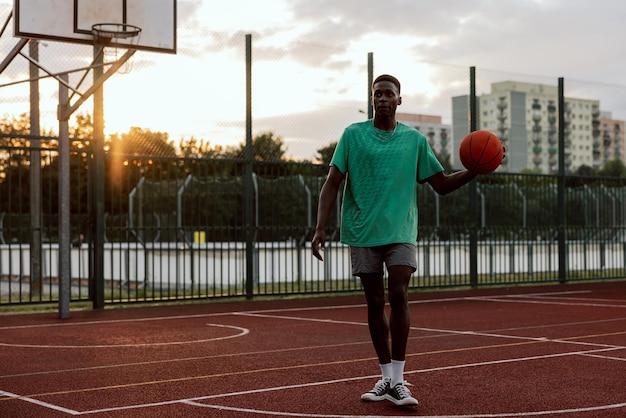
left=311, top=229, right=327, bottom=261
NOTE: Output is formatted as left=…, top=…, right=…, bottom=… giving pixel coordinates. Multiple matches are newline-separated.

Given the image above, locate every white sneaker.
left=360, top=377, right=391, bottom=401
left=385, top=382, right=418, bottom=407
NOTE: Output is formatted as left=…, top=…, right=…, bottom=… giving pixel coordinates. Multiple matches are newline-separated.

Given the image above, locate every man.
left=311, top=74, right=483, bottom=407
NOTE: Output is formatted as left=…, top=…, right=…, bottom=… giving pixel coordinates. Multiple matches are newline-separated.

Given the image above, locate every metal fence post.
left=367, top=52, right=373, bottom=119
left=29, top=40, right=42, bottom=298
left=92, top=44, right=105, bottom=308
left=245, top=34, right=255, bottom=299
left=557, top=78, right=567, bottom=283
left=58, top=75, right=70, bottom=319
left=469, top=67, right=479, bottom=287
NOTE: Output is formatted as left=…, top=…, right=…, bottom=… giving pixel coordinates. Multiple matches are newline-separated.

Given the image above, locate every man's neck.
left=373, top=116, right=397, bottom=131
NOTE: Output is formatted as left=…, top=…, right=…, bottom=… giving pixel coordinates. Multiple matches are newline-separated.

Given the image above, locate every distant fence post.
left=92, top=43, right=106, bottom=309
left=557, top=77, right=567, bottom=283
left=367, top=52, right=373, bottom=119
left=244, top=34, right=255, bottom=299
left=469, top=67, right=478, bottom=287
left=29, top=40, right=43, bottom=298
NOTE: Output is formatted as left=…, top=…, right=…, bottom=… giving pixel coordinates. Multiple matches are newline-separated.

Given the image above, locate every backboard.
left=14, top=0, right=176, bottom=53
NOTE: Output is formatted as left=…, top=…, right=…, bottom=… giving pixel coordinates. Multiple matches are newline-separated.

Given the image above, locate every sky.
left=2, top=0, right=626, bottom=160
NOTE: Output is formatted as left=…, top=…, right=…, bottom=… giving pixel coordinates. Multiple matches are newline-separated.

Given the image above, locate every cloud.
left=3, top=0, right=626, bottom=162
left=286, top=0, right=626, bottom=84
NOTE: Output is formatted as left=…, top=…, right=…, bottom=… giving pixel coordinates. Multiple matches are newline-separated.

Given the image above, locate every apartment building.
left=396, top=112, right=453, bottom=167
left=452, top=81, right=624, bottom=173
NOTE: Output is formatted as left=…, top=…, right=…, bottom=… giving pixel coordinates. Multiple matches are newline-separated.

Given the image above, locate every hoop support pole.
left=58, top=48, right=136, bottom=120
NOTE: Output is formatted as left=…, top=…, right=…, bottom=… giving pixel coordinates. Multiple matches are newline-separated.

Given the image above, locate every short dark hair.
left=372, top=74, right=401, bottom=94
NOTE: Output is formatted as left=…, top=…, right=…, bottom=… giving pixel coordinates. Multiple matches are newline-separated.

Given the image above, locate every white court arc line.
left=77, top=347, right=625, bottom=416
left=183, top=401, right=626, bottom=417
left=0, top=289, right=599, bottom=333
left=0, top=323, right=249, bottom=348
left=2, top=288, right=624, bottom=416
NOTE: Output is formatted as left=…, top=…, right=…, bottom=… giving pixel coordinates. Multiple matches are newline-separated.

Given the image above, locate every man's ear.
left=398, top=96, right=402, bottom=105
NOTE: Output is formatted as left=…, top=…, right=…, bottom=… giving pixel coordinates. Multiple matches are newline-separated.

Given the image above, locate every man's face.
left=372, top=81, right=401, bottom=117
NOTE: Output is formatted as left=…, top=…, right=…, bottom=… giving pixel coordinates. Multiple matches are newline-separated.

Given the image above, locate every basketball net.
left=92, top=23, right=142, bottom=74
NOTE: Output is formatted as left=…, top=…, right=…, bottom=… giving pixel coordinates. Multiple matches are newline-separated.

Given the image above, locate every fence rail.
left=1, top=146, right=626, bottom=306
left=3, top=231, right=626, bottom=304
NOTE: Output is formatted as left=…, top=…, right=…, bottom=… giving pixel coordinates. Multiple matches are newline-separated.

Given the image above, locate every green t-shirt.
left=331, top=120, right=443, bottom=246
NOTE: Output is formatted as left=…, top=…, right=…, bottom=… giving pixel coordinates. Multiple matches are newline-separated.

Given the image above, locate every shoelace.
left=394, top=384, right=412, bottom=398
left=374, top=379, right=389, bottom=393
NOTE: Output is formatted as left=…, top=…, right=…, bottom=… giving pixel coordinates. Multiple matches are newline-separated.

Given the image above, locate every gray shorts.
left=350, top=243, right=417, bottom=276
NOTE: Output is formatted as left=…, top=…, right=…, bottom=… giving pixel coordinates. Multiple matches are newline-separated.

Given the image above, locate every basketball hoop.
left=92, top=23, right=142, bottom=73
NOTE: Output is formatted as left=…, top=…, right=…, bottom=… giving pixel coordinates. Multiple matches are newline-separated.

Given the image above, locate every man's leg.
left=359, top=273, right=393, bottom=402
left=384, top=265, right=418, bottom=406
left=387, top=265, right=412, bottom=362
left=359, top=273, right=390, bottom=364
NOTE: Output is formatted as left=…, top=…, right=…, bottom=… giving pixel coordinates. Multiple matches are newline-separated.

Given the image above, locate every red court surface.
left=1, top=281, right=625, bottom=417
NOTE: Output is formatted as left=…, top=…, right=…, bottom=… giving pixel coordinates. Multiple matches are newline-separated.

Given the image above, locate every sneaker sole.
left=385, top=394, right=419, bottom=407
left=360, top=394, right=387, bottom=402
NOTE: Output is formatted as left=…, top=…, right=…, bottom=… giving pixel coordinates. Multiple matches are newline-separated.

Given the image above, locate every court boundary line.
left=30, top=346, right=623, bottom=416
left=0, top=289, right=599, bottom=334
left=0, top=323, right=250, bottom=349
left=2, top=287, right=625, bottom=416
left=0, top=389, right=80, bottom=415
left=184, top=400, right=626, bottom=418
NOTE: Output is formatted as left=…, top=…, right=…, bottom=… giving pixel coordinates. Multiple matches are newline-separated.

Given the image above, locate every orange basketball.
left=459, top=130, right=504, bottom=174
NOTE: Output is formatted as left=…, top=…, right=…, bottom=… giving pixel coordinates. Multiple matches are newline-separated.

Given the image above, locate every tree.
left=226, top=131, right=287, bottom=161
left=574, top=164, right=596, bottom=177
left=109, top=127, right=176, bottom=158
left=598, top=159, right=626, bottom=178
left=315, top=141, right=337, bottom=165
left=0, top=113, right=34, bottom=183
left=178, top=136, right=223, bottom=159
left=69, top=113, right=93, bottom=149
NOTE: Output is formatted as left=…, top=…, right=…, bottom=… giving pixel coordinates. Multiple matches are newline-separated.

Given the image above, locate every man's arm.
left=426, top=169, right=476, bottom=196
left=311, top=165, right=345, bottom=261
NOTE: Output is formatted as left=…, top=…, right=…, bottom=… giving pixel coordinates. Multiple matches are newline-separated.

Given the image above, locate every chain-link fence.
left=2, top=3, right=626, bottom=307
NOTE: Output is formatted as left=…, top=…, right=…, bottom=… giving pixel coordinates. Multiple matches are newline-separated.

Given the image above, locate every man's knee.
left=388, top=286, right=408, bottom=310
left=387, top=266, right=411, bottom=309
left=359, top=273, right=386, bottom=311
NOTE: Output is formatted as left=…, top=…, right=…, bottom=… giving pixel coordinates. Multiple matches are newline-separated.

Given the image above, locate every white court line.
left=0, top=312, right=238, bottom=331
left=0, top=323, right=249, bottom=348
left=3, top=291, right=624, bottom=379
left=236, top=311, right=626, bottom=352
left=73, top=346, right=624, bottom=416
left=0, top=389, right=80, bottom=415
left=475, top=297, right=626, bottom=309
left=185, top=401, right=626, bottom=418
left=0, top=289, right=599, bottom=333
left=514, top=294, right=626, bottom=303
left=2, top=288, right=625, bottom=416
left=580, top=352, right=626, bottom=362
